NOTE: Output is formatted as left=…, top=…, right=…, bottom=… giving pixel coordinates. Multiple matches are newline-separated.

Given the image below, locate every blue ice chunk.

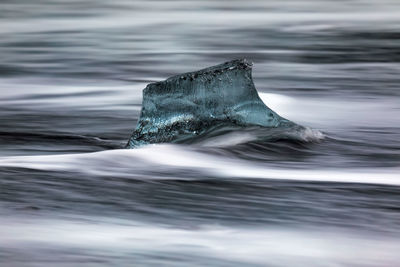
left=127, top=59, right=295, bottom=148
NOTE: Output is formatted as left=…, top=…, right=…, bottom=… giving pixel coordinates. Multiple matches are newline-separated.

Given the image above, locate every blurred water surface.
left=1, top=0, right=400, bottom=266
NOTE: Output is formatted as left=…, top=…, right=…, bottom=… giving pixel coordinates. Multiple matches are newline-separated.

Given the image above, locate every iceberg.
left=127, top=59, right=297, bottom=148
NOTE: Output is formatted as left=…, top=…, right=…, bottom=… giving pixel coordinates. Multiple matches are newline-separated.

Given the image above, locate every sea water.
left=1, top=0, right=400, bottom=266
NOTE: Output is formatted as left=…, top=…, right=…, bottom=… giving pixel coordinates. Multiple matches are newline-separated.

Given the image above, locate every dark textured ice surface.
left=127, top=59, right=294, bottom=148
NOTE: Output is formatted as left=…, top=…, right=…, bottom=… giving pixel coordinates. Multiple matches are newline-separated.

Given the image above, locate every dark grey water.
left=1, top=0, right=400, bottom=266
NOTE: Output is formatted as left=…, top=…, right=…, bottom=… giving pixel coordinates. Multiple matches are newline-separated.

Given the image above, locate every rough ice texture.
left=127, top=59, right=294, bottom=148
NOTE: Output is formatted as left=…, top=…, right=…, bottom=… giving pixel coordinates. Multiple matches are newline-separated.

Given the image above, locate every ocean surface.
left=1, top=0, right=400, bottom=266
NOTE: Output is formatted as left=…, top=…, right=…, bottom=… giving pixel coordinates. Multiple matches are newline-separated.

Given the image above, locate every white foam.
left=259, top=93, right=400, bottom=128
left=199, top=131, right=258, bottom=147
left=1, top=146, right=399, bottom=186
left=1, top=218, right=399, bottom=266
left=0, top=79, right=145, bottom=109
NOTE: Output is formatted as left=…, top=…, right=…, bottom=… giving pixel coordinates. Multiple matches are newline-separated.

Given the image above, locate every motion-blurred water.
left=1, top=0, right=400, bottom=266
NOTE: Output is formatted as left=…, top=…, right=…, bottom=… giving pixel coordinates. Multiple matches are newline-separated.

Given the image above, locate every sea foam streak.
left=1, top=146, right=399, bottom=186
left=2, top=218, right=400, bottom=266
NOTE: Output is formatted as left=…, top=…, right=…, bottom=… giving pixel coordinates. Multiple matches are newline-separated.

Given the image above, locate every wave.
left=1, top=145, right=398, bottom=186
left=0, top=131, right=118, bottom=148
left=187, top=124, right=325, bottom=147
left=2, top=217, right=400, bottom=266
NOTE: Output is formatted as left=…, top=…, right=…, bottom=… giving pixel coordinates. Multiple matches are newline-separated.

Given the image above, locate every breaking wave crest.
left=182, top=123, right=325, bottom=147
left=1, top=144, right=398, bottom=186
